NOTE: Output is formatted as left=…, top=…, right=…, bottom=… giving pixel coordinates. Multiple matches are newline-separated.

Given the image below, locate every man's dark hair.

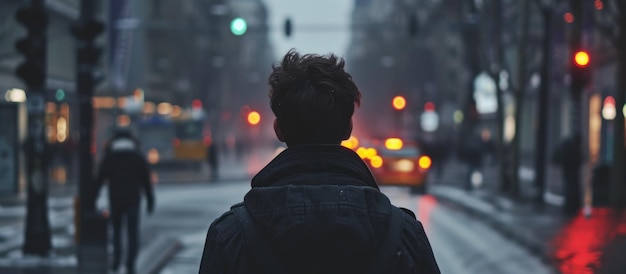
left=268, top=49, right=361, bottom=146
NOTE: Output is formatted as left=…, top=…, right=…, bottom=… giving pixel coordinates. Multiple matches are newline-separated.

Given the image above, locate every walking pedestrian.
left=199, top=50, right=440, bottom=274
left=207, top=141, right=219, bottom=180
left=91, top=127, right=155, bottom=274
left=459, top=128, right=484, bottom=190
left=552, top=135, right=582, bottom=216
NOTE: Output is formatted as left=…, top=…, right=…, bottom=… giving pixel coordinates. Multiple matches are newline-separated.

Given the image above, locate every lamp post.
left=15, top=0, right=52, bottom=256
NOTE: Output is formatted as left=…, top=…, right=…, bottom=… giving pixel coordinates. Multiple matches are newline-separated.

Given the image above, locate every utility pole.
left=72, top=0, right=104, bottom=223
left=511, top=0, right=530, bottom=199
left=462, top=0, right=481, bottom=191
left=534, top=2, right=554, bottom=206
left=610, top=2, right=626, bottom=209
left=71, top=0, right=106, bottom=272
left=491, top=0, right=508, bottom=198
left=15, top=0, right=52, bottom=256
left=564, top=0, right=585, bottom=216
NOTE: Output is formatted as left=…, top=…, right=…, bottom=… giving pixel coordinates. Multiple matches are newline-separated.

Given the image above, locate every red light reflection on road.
left=417, top=195, right=437, bottom=232
left=552, top=208, right=626, bottom=274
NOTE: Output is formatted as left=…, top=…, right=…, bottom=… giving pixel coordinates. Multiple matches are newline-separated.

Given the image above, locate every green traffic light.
left=55, top=89, right=65, bottom=101
left=230, top=17, right=247, bottom=36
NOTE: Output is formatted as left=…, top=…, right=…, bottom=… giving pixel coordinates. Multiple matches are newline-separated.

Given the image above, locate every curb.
left=429, top=186, right=554, bottom=264
left=136, top=234, right=182, bottom=274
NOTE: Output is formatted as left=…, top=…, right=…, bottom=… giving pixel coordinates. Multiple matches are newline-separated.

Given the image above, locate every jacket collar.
left=251, top=144, right=379, bottom=190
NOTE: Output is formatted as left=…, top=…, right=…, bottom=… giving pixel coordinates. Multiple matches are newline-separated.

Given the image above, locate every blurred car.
left=345, top=137, right=432, bottom=194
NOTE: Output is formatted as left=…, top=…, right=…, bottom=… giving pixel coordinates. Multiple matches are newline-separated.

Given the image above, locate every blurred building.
left=1, top=0, right=92, bottom=189
left=90, top=0, right=274, bottom=154
left=1, top=0, right=79, bottom=95
left=346, top=0, right=602, bottom=199
left=347, top=0, right=462, bottom=143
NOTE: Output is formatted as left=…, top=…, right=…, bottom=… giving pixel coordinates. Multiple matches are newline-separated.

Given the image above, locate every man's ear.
left=342, top=119, right=353, bottom=140
left=274, top=119, right=286, bottom=142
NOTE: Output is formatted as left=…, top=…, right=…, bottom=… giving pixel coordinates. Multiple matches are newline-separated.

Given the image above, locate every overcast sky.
left=263, top=0, right=354, bottom=60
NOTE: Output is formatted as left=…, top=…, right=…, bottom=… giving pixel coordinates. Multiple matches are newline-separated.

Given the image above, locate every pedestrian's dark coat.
left=93, top=135, right=155, bottom=211
left=199, top=144, right=440, bottom=274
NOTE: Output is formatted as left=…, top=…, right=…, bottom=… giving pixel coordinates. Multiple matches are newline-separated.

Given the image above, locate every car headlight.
left=393, top=159, right=414, bottom=172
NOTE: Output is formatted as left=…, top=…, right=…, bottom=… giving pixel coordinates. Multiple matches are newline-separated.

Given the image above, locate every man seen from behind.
left=199, top=50, right=440, bottom=274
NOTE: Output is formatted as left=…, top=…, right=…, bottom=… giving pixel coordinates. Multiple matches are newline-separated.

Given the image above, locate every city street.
left=3, top=0, right=626, bottom=273
left=150, top=181, right=555, bottom=274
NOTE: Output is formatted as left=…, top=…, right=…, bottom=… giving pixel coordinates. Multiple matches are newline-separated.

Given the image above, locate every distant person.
left=552, top=135, right=582, bottom=216
left=207, top=141, right=219, bottom=180
left=459, top=128, right=484, bottom=190
left=91, top=128, right=155, bottom=274
left=199, top=50, right=440, bottom=274
left=420, top=133, right=450, bottom=179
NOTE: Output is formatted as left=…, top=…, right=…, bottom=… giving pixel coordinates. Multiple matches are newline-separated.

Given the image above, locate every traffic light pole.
left=16, top=0, right=52, bottom=256
left=74, top=0, right=104, bottom=237
left=564, top=0, right=584, bottom=216
left=534, top=6, right=554, bottom=206
left=76, top=0, right=96, bottom=221
left=73, top=1, right=107, bottom=272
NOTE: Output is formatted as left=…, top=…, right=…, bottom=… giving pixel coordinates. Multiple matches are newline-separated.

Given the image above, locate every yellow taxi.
left=343, top=137, right=432, bottom=194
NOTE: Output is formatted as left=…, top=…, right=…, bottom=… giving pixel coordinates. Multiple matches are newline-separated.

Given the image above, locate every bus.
left=137, top=116, right=209, bottom=168
left=173, top=119, right=208, bottom=161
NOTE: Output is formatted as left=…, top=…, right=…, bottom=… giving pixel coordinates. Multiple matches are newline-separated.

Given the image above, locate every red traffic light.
left=424, top=102, right=435, bottom=112
left=604, top=96, right=615, bottom=107
left=392, top=96, right=406, bottom=111
left=574, top=51, right=590, bottom=68
left=602, top=96, right=617, bottom=120
left=192, top=99, right=202, bottom=109
left=247, top=111, right=261, bottom=125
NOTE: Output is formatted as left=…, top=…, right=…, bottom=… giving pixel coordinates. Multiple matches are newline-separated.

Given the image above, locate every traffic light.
left=55, top=89, right=66, bottom=102
left=15, top=1, right=53, bottom=257
left=192, top=99, right=202, bottom=109
left=284, top=17, right=292, bottom=38
left=230, top=17, right=247, bottom=36
left=247, top=111, right=261, bottom=126
left=14, top=5, right=48, bottom=87
left=424, top=102, right=435, bottom=112
left=602, top=96, right=616, bottom=120
left=571, top=50, right=591, bottom=90
left=574, top=51, right=590, bottom=68
left=392, top=96, right=406, bottom=111
left=70, top=20, right=104, bottom=41
left=71, top=19, right=105, bottom=89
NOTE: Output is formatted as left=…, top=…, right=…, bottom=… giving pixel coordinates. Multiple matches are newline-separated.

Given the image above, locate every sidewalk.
left=430, top=184, right=626, bottom=274
left=0, top=145, right=281, bottom=273
left=0, top=183, right=180, bottom=274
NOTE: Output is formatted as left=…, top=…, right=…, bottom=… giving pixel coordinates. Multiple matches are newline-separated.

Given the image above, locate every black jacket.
left=199, top=144, right=440, bottom=274
left=93, top=136, right=155, bottom=211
